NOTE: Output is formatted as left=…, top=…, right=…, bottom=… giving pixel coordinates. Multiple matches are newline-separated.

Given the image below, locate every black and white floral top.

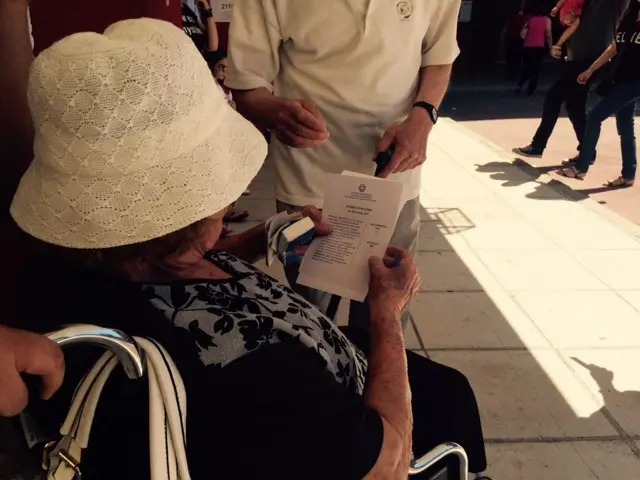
left=144, top=251, right=368, bottom=394
left=20, top=251, right=385, bottom=480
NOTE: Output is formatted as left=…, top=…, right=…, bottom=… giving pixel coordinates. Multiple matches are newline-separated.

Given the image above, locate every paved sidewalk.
left=443, top=91, right=640, bottom=226
left=235, top=118, right=640, bottom=479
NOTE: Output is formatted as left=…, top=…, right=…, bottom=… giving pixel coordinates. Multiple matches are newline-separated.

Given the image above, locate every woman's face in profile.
left=197, top=208, right=228, bottom=251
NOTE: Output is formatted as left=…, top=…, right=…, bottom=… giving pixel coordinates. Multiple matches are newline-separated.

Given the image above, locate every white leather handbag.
left=41, top=326, right=191, bottom=480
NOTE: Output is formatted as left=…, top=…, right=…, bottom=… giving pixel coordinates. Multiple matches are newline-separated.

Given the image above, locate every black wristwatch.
left=412, top=101, right=439, bottom=125
left=202, top=8, right=215, bottom=19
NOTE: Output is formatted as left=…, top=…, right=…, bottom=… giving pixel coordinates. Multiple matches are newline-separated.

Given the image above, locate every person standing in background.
left=513, top=0, right=630, bottom=163
left=0, top=0, right=181, bottom=416
left=225, top=0, right=461, bottom=335
left=556, top=1, right=640, bottom=187
left=503, top=9, right=530, bottom=80
left=182, top=0, right=219, bottom=54
left=517, top=4, right=552, bottom=96
left=210, top=53, right=235, bottom=108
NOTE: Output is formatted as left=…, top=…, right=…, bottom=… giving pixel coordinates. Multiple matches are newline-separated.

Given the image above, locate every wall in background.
left=30, top=0, right=181, bottom=55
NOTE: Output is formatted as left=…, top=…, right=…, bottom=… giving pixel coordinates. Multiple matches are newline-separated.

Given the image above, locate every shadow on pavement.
left=413, top=200, right=640, bottom=470
left=474, top=159, right=616, bottom=204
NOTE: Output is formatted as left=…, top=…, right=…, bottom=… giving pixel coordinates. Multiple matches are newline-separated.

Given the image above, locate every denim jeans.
left=276, top=197, right=420, bottom=333
left=576, top=80, right=640, bottom=180
left=532, top=59, right=595, bottom=152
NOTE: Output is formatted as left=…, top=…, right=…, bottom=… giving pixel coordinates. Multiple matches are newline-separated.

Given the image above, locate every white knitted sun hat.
left=10, top=18, right=267, bottom=249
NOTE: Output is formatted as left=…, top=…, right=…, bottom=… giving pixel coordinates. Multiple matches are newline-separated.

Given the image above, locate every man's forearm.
left=409, top=64, right=452, bottom=125
left=589, top=43, right=618, bottom=74
left=232, top=87, right=280, bottom=131
left=415, top=64, right=452, bottom=108
left=214, top=222, right=267, bottom=263
left=363, top=308, right=412, bottom=467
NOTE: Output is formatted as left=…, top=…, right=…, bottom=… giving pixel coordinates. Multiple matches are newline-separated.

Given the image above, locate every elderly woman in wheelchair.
left=7, top=18, right=490, bottom=480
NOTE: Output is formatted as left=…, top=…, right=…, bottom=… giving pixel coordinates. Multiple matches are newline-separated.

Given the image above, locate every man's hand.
left=272, top=99, right=330, bottom=148
left=375, top=109, right=433, bottom=178
left=0, top=326, right=65, bottom=417
left=198, top=0, right=211, bottom=9
left=551, top=6, right=559, bottom=17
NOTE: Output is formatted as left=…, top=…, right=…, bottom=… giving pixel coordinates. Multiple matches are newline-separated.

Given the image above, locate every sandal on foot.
left=556, top=165, right=586, bottom=180
left=562, top=154, right=595, bottom=167
left=605, top=177, right=634, bottom=188
left=224, top=210, right=249, bottom=223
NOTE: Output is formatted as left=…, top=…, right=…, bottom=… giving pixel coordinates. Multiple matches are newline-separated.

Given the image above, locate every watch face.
left=432, top=108, right=438, bottom=123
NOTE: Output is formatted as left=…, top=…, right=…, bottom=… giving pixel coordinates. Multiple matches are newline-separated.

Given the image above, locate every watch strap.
left=412, top=101, right=438, bottom=124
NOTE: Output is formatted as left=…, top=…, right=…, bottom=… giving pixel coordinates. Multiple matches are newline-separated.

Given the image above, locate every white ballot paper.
left=297, top=173, right=403, bottom=302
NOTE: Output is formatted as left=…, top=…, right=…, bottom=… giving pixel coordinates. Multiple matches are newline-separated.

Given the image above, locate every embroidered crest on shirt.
left=397, top=0, right=413, bottom=20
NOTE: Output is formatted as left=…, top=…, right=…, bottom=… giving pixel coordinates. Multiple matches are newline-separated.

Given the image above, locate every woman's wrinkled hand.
left=368, top=247, right=421, bottom=319
left=292, top=206, right=332, bottom=256
left=0, top=326, right=65, bottom=417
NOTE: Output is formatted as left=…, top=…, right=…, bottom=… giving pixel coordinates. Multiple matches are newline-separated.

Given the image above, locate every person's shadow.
left=571, top=357, right=640, bottom=441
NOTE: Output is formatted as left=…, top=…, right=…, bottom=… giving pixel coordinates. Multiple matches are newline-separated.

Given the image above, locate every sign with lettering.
left=212, top=0, right=234, bottom=22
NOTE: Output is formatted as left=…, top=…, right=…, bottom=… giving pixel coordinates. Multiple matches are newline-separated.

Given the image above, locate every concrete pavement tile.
left=416, top=250, right=494, bottom=292
left=231, top=197, right=277, bottom=222
left=227, top=220, right=263, bottom=236
left=474, top=250, right=607, bottom=292
left=412, top=291, right=550, bottom=349
left=425, top=198, right=522, bottom=226
left=416, top=221, right=456, bottom=251
left=577, top=251, right=640, bottom=290
left=422, top=159, right=497, bottom=200
left=460, top=221, right=555, bottom=250
left=491, top=181, right=566, bottom=201
left=563, top=349, right=640, bottom=436
left=418, top=207, right=442, bottom=221
left=508, top=197, right=602, bottom=224
left=618, top=291, right=640, bottom=312
left=514, top=291, right=640, bottom=349
left=404, top=318, right=422, bottom=350
left=535, top=217, right=640, bottom=250
left=430, top=351, right=617, bottom=439
left=421, top=176, right=497, bottom=201
left=485, top=442, right=640, bottom=480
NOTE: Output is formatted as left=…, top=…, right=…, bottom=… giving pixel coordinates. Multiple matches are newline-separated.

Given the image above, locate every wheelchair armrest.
left=409, top=442, right=469, bottom=479
left=46, top=324, right=145, bottom=379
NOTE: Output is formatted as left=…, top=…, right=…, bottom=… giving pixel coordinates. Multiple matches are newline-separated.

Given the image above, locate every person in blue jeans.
left=558, top=1, right=640, bottom=187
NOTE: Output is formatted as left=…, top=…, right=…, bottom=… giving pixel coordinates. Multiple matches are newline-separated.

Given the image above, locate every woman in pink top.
left=517, top=6, right=553, bottom=96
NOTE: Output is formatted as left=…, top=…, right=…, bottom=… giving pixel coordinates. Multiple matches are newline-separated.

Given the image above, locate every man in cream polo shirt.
left=226, top=0, right=461, bottom=330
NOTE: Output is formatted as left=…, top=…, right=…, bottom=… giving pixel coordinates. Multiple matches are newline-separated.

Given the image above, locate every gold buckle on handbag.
left=41, top=437, right=83, bottom=480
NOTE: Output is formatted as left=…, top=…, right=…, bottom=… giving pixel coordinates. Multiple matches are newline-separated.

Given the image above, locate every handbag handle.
left=42, top=325, right=189, bottom=480
left=46, top=324, right=145, bottom=379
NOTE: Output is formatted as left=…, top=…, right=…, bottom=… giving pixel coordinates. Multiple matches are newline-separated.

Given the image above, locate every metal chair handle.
left=409, top=442, right=469, bottom=479
left=46, top=324, right=145, bottom=379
